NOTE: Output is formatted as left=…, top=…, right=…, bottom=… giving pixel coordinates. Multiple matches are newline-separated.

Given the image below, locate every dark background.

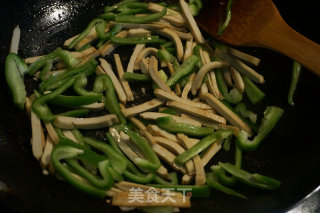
left=0, top=0, right=319, bottom=212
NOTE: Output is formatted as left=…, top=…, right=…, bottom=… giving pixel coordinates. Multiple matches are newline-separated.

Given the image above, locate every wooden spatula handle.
left=255, top=17, right=320, bottom=76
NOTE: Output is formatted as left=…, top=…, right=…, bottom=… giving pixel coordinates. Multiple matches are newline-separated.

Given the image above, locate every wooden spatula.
left=196, top=0, right=320, bottom=76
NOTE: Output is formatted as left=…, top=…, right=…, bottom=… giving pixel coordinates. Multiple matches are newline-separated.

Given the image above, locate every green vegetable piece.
left=51, top=145, right=110, bottom=198
left=57, top=109, right=89, bottom=117
left=166, top=55, right=199, bottom=88
left=219, top=162, right=281, bottom=190
left=5, top=53, right=27, bottom=109
left=188, top=3, right=200, bottom=16
left=288, top=61, right=301, bottom=106
left=235, top=102, right=257, bottom=124
left=158, top=107, right=176, bottom=115
left=115, top=8, right=167, bottom=23
left=217, top=0, right=234, bottom=35
left=157, top=49, right=180, bottom=69
left=48, top=94, right=103, bottom=108
left=156, top=116, right=215, bottom=137
left=175, top=130, right=232, bottom=165
left=206, top=172, right=247, bottom=199
left=123, top=171, right=155, bottom=184
left=237, top=106, right=284, bottom=151
left=123, top=72, right=152, bottom=82
left=73, top=74, right=101, bottom=97
left=96, top=24, right=123, bottom=48
left=110, top=35, right=166, bottom=45
left=242, top=74, right=266, bottom=104
left=104, top=0, right=139, bottom=13
left=40, top=59, right=53, bottom=81
left=93, top=74, right=126, bottom=125
left=32, top=77, right=75, bottom=122
left=153, top=172, right=178, bottom=185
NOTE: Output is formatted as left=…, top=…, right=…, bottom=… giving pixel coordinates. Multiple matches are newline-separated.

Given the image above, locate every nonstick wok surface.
left=0, top=0, right=319, bottom=212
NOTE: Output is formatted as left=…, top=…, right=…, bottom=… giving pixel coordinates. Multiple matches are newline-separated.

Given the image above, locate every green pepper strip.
left=104, top=0, right=139, bottom=13
left=28, top=48, right=80, bottom=75
left=217, top=0, right=233, bottom=36
left=82, top=136, right=128, bottom=174
left=40, top=59, right=97, bottom=92
left=125, top=129, right=161, bottom=172
left=216, top=69, right=243, bottom=104
left=235, top=102, right=257, bottom=124
left=40, top=59, right=53, bottom=81
left=57, top=109, right=89, bottom=117
left=68, top=18, right=106, bottom=49
left=93, top=74, right=126, bottom=125
left=153, top=172, right=178, bottom=185
left=96, top=24, right=123, bottom=48
left=108, top=166, right=124, bottom=182
left=48, top=94, right=103, bottom=108
left=123, top=72, right=152, bottom=82
left=99, top=12, right=116, bottom=20
left=115, top=8, right=167, bottom=24
left=157, top=49, right=180, bottom=70
left=106, top=132, right=144, bottom=176
left=5, top=53, right=27, bottom=109
left=206, top=172, right=247, bottom=199
left=288, top=61, right=301, bottom=106
left=237, top=106, right=284, bottom=151
left=188, top=3, right=200, bottom=16
left=166, top=55, right=199, bottom=88
left=158, top=107, right=176, bottom=115
left=219, top=162, right=281, bottom=190
left=123, top=171, right=155, bottom=184
left=73, top=74, right=101, bottom=97
left=110, top=35, right=166, bottom=45
left=32, top=77, right=75, bottom=122
left=148, top=184, right=212, bottom=198
left=51, top=145, right=108, bottom=198
left=175, top=130, right=233, bottom=165
left=117, top=2, right=148, bottom=12
left=242, top=74, right=266, bottom=104
left=156, top=116, right=215, bottom=137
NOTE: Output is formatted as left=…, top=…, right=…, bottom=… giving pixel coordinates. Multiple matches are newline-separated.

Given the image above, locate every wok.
left=0, top=0, right=319, bottom=212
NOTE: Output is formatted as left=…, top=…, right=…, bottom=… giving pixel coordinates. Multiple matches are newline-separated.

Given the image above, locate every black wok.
left=0, top=0, right=319, bottom=212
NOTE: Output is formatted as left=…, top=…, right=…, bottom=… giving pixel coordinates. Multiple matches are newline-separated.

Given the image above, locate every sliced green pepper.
left=39, top=59, right=53, bottom=81
left=73, top=74, right=101, bottom=97
left=153, top=172, right=178, bottom=185
left=156, top=116, right=215, bottom=137
left=288, top=61, right=301, bottom=106
left=175, top=130, right=232, bottom=165
left=123, top=72, right=152, bottom=82
left=158, top=107, right=176, bottom=115
left=235, top=102, right=257, bottom=124
left=96, top=24, right=123, bottom=48
left=217, top=0, right=234, bottom=35
left=48, top=94, right=102, bottom=108
left=51, top=145, right=108, bottom=198
left=123, top=171, right=155, bottom=184
left=219, top=162, right=281, bottom=190
left=237, top=106, right=284, bottom=151
left=166, top=55, right=199, bottom=88
left=32, top=77, right=75, bottom=121
left=93, top=74, right=126, bottom=125
left=115, top=8, right=167, bottom=23
left=157, top=49, right=180, bottom=70
left=5, top=53, right=27, bottom=109
left=242, top=74, right=265, bottom=104
left=206, top=172, right=247, bottom=199
left=57, top=109, right=89, bottom=118
left=104, top=0, right=139, bottom=13
left=110, top=35, right=166, bottom=45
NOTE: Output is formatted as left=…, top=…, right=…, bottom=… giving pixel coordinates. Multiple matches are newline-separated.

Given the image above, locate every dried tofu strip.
left=152, top=20, right=188, bottom=33
left=99, top=58, right=127, bottom=104
left=227, top=47, right=261, bottom=66
left=170, top=29, right=193, bottom=40
left=155, top=136, right=195, bottom=175
left=140, top=112, right=201, bottom=126
left=154, top=89, right=211, bottom=110
left=134, top=47, right=158, bottom=70
left=184, top=39, right=194, bottom=60
left=148, top=3, right=186, bottom=27
left=179, top=0, right=205, bottom=43
left=180, top=113, right=240, bottom=135
left=53, top=114, right=118, bottom=129
left=147, top=124, right=178, bottom=143
left=77, top=50, right=100, bottom=66
left=127, top=44, right=145, bottom=73
left=182, top=174, right=194, bottom=185
left=106, top=187, right=124, bottom=198
left=122, top=99, right=165, bottom=117
left=178, top=134, right=206, bottom=185
left=167, top=101, right=227, bottom=124
left=139, top=57, right=149, bottom=74
left=99, top=30, right=128, bottom=57
left=40, top=134, right=54, bottom=169
left=223, top=68, right=234, bottom=87
left=81, top=102, right=105, bottom=111
left=192, top=61, right=229, bottom=95
left=149, top=56, right=172, bottom=92
left=114, top=53, right=134, bottom=101
left=156, top=28, right=184, bottom=61
left=181, top=73, right=196, bottom=99
left=152, top=144, right=187, bottom=174
left=200, top=83, right=208, bottom=96
left=31, top=110, right=45, bottom=160
left=127, top=28, right=151, bottom=37
left=25, top=97, right=32, bottom=117
left=129, top=117, right=147, bottom=131
left=201, top=93, right=252, bottom=134
left=230, top=67, right=245, bottom=93
left=44, top=122, right=59, bottom=145
left=201, top=140, right=222, bottom=167
left=62, top=130, right=78, bottom=142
